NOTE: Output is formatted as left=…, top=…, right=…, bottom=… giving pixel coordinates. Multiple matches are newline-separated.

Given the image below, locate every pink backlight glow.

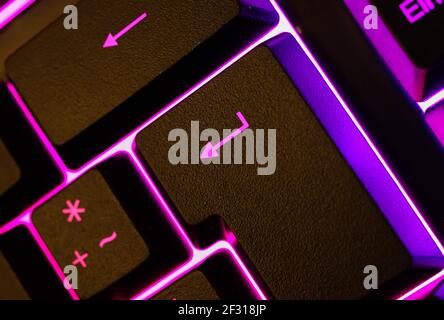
left=0, top=0, right=35, bottom=30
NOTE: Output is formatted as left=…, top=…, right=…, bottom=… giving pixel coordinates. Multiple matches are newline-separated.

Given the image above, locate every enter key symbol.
left=201, top=112, right=249, bottom=160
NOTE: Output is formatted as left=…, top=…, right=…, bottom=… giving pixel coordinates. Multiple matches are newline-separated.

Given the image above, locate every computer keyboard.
left=0, top=0, right=35, bottom=30
left=345, top=0, right=444, bottom=101
left=137, top=44, right=423, bottom=299
left=5, top=0, right=276, bottom=168
left=6, top=0, right=242, bottom=146
left=33, top=169, right=150, bottom=299
left=1, top=0, right=444, bottom=301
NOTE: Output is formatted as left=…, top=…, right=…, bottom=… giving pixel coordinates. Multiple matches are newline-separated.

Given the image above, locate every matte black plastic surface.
left=137, top=46, right=412, bottom=299
left=7, top=0, right=239, bottom=145
left=5, top=0, right=277, bottom=169
left=33, top=170, right=149, bottom=299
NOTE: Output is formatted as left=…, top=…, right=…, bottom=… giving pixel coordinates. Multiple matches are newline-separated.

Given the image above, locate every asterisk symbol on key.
left=62, top=200, right=86, bottom=223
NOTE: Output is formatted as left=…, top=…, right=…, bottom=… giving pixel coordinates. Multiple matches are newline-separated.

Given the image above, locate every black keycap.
left=6, top=0, right=276, bottom=168
left=153, top=271, right=219, bottom=300
left=0, top=83, right=62, bottom=226
left=0, top=0, right=81, bottom=77
left=372, top=0, right=444, bottom=98
left=32, top=169, right=149, bottom=299
left=344, top=0, right=444, bottom=100
left=136, top=45, right=416, bottom=299
left=31, top=156, right=189, bottom=299
left=0, top=252, right=29, bottom=300
left=0, top=139, right=20, bottom=195
left=277, top=0, right=444, bottom=247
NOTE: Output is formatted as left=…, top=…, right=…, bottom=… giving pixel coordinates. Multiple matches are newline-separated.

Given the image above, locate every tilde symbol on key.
left=99, top=232, right=117, bottom=248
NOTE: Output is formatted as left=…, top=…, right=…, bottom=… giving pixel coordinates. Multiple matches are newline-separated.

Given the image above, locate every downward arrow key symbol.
left=201, top=112, right=249, bottom=160
left=103, top=12, right=147, bottom=48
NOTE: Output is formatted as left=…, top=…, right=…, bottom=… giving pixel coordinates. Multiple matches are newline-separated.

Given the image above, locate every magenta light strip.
left=0, top=1, right=280, bottom=296
left=2, top=67, right=269, bottom=297
left=127, top=32, right=282, bottom=140
left=0, top=0, right=35, bottom=30
left=131, top=240, right=267, bottom=300
left=268, top=0, right=444, bottom=299
left=128, top=149, right=267, bottom=300
left=419, top=87, right=444, bottom=112
left=269, top=0, right=444, bottom=258
left=26, top=222, right=80, bottom=300
left=130, top=0, right=444, bottom=298
left=127, top=147, right=194, bottom=254
left=397, top=269, right=444, bottom=300
left=6, top=83, right=69, bottom=176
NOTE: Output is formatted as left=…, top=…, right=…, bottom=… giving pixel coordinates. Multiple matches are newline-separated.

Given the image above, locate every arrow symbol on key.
left=103, top=12, right=147, bottom=48
left=201, top=112, right=249, bottom=160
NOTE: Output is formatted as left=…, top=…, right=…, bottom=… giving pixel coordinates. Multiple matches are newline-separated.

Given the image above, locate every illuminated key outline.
left=0, top=0, right=35, bottom=30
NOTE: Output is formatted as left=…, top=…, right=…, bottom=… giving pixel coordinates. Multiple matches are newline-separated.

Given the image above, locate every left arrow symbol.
left=103, top=12, right=147, bottom=48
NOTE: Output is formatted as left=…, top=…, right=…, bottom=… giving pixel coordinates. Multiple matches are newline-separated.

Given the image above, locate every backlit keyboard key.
left=0, top=139, right=20, bottom=195
left=277, top=0, right=444, bottom=250
left=0, top=0, right=81, bottom=77
left=33, top=170, right=149, bottom=299
left=6, top=0, right=276, bottom=168
left=136, top=45, right=415, bottom=299
left=344, top=0, right=444, bottom=100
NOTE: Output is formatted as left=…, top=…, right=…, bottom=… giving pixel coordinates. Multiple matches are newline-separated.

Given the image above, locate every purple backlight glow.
left=345, top=0, right=444, bottom=109
left=1, top=0, right=443, bottom=300
left=397, top=269, right=444, bottom=300
left=0, top=0, right=35, bottom=30
left=431, top=277, right=444, bottom=299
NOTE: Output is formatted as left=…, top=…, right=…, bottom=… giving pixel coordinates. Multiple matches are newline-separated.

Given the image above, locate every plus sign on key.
left=32, top=170, right=149, bottom=299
